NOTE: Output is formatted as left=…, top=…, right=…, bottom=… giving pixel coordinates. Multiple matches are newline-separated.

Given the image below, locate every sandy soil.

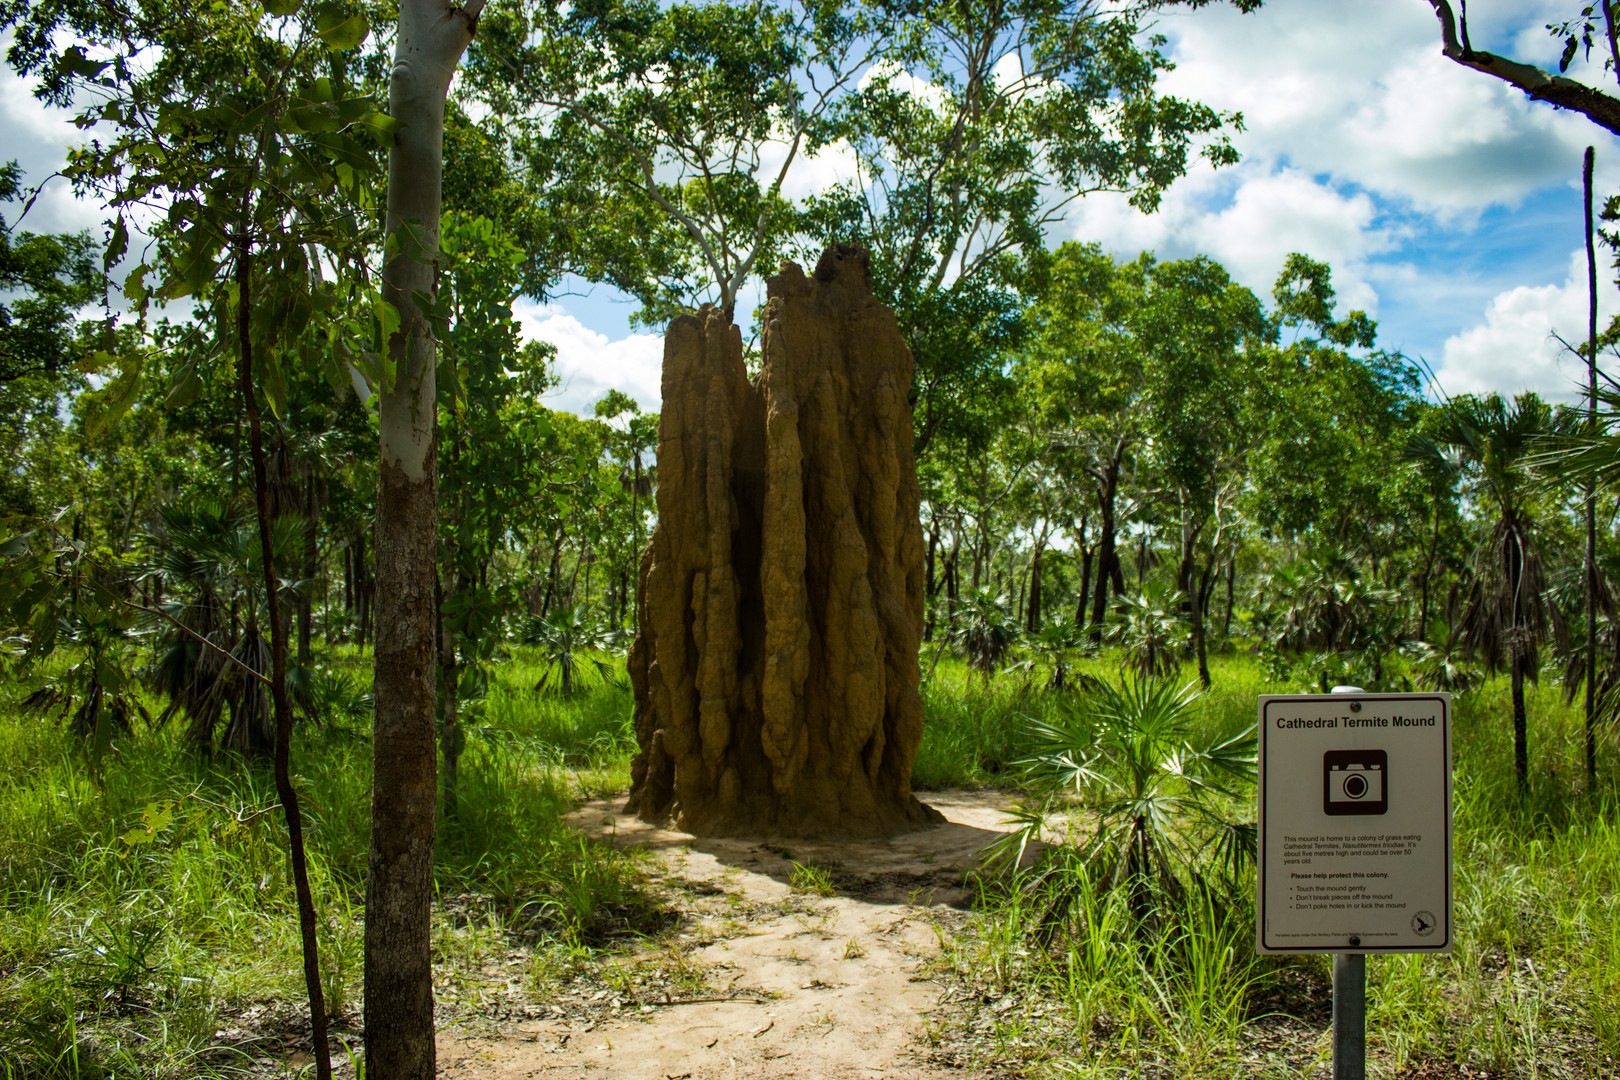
left=435, top=791, right=1024, bottom=1080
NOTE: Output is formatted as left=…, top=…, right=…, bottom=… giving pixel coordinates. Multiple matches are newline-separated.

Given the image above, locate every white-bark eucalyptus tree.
left=367, top=1, right=484, bottom=1077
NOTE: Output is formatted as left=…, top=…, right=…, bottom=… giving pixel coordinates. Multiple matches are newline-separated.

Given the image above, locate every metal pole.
left=1332, top=950, right=1365, bottom=1080
left=1330, top=686, right=1367, bottom=1080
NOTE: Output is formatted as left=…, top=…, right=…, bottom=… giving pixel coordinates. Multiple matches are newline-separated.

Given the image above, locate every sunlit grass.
left=0, top=641, right=649, bottom=1078
left=926, top=641, right=1620, bottom=1078
left=5, top=629, right=1619, bottom=1077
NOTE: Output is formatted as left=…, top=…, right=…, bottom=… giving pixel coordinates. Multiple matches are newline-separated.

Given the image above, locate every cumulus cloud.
left=0, top=66, right=106, bottom=236
left=1056, top=0, right=1620, bottom=375
left=1067, top=161, right=1395, bottom=312
left=515, top=300, right=664, bottom=417
left=757, top=135, right=861, bottom=202
left=1432, top=248, right=1620, bottom=403
left=1152, top=0, right=1591, bottom=217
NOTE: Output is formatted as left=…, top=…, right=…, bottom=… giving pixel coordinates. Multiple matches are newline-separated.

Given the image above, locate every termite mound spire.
left=624, top=244, right=942, bottom=838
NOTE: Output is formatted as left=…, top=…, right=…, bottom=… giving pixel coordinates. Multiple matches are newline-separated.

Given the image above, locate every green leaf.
left=165, top=365, right=203, bottom=408
left=86, top=365, right=144, bottom=439
left=60, top=46, right=109, bottom=80
left=260, top=350, right=290, bottom=419
left=376, top=294, right=403, bottom=350
left=0, top=530, right=35, bottom=558
left=94, top=653, right=126, bottom=693
left=123, top=263, right=151, bottom=306
left=316, top=4, right=370, bottom=51
left=310, top=131, right=378, bottom=172
left=264, top=0, right=302, bottom=14
left=91, top=695, right=115, bottom=767
left=12, top=578, right=54, bottom=624
left=104, top=215, right=128, bottom=273
left=359, top=110, right=403, bottom=135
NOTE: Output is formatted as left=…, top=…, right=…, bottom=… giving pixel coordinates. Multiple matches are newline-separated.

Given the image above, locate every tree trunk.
left=1586, top=144, right=1600, bottom=785
left=1077, top=545, right=1092, bottom=630
left=440, top=421, right=466, bottom=812
left=438, top=566, right=461, bottom=816
left=1512, top=657, right=1528, bottom=794
left=1223, top=557, right=1235, bottom=637
left=356, top=532, right=373, bottom=645
left=1417, top=503, right=1441, bottom=641
left=1193, top=557, right=1213, bottom=689
left=926, top=527, right=937, bottom=597
left=1026, top=543, right=1043, bottom=632
left=237, top=243, right=331, bottom=1080
left=367, top=3, right=481, bottom=1077
left=924, top=528, right=937, bottom=641
left=540, top=534, right=563, bottom=616
left=1088, top=459, right=1121, bottom=643
left=298, top=465, right=317, bottom=669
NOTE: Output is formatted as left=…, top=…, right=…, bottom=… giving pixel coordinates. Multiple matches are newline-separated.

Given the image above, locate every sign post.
left=1257, top=688, right=1453, bottom=1079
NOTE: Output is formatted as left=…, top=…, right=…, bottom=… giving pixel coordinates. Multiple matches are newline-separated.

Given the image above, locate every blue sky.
left=4, top=0, right=1614, bottom=415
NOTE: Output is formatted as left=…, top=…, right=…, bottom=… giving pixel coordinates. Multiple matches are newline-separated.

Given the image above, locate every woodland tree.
left=475, top=0, right=1258, bottom=461
left=368, top=0, right=486, bottom=1075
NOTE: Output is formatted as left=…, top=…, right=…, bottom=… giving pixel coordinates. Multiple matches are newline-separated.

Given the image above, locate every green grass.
left=0, top=643, right=651, bottom=1079
left=915, top=647, right=1263, bottom=789
left=924, top=644, right=1620, bottom=1078
left=6, top=632, right=1619, bottom=1078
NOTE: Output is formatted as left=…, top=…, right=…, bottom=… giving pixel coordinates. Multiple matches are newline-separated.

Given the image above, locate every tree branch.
left=1427, top=0, right=1620, bottom=137
left=123, top=598, right=273, bottom=686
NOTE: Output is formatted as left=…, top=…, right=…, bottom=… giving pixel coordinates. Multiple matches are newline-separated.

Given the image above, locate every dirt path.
left=436, top=792, right=1022, bottom=1080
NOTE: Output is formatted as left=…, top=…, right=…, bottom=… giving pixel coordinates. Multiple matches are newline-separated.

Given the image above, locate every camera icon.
left=1323, top=749, right=1388, bottom=816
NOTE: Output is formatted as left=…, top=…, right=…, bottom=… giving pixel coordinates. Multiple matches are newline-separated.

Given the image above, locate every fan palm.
left=1008, top=620, right=1079, bottom=692
left=144, top=499, right=307, bottom=753
left=524, top=603, right=611, bottom=696
left=1407, top=393, right=1568, bottom=791
left=990, top=675, right=1256, bottom=933
left=959, top=588, right=1018, bottom=685
left=1254, top=545, right=1397, bottom=654
left=1105, top=584, right=1186, bottom=679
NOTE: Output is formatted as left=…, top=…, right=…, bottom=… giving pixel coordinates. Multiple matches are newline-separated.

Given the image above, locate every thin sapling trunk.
left=237, top=241, right=331, bottom=1080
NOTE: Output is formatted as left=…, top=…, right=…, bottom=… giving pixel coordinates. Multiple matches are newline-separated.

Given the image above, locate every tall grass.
left=916, top=647, right=1263, bottom=789
left=930, top=646, right=1620, bottom=1077
left=0, top=644, right=649, bottom=1079
left=7, top=631, right=1618, bottom=1077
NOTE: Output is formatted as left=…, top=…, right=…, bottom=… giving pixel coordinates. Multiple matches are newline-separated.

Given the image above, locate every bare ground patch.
left=436, top=791, right=1025, bottom=1080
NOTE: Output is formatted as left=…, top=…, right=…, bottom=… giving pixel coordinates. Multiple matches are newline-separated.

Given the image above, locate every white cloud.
left=1433, top=247, right=1620, bottom=402
left=758, top=135, right=860, bottom=202
left=1067, top=161, right=1394, bottom=313
left=0, top=66, right=107, bottom=236
left=1153, top=0, right=1591, bottom=217
left=856, top=59, right=949, bottom=112
left=516, top=300, right=664, bottom=416
left=0, top=65, right=79, bottom=149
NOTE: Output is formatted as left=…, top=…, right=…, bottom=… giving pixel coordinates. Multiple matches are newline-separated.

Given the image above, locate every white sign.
left=1256, top=693, right=1453, bottom=954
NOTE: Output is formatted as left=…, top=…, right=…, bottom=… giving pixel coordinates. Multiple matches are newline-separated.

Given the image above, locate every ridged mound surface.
left=625, top=246, right=942, bottom=838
